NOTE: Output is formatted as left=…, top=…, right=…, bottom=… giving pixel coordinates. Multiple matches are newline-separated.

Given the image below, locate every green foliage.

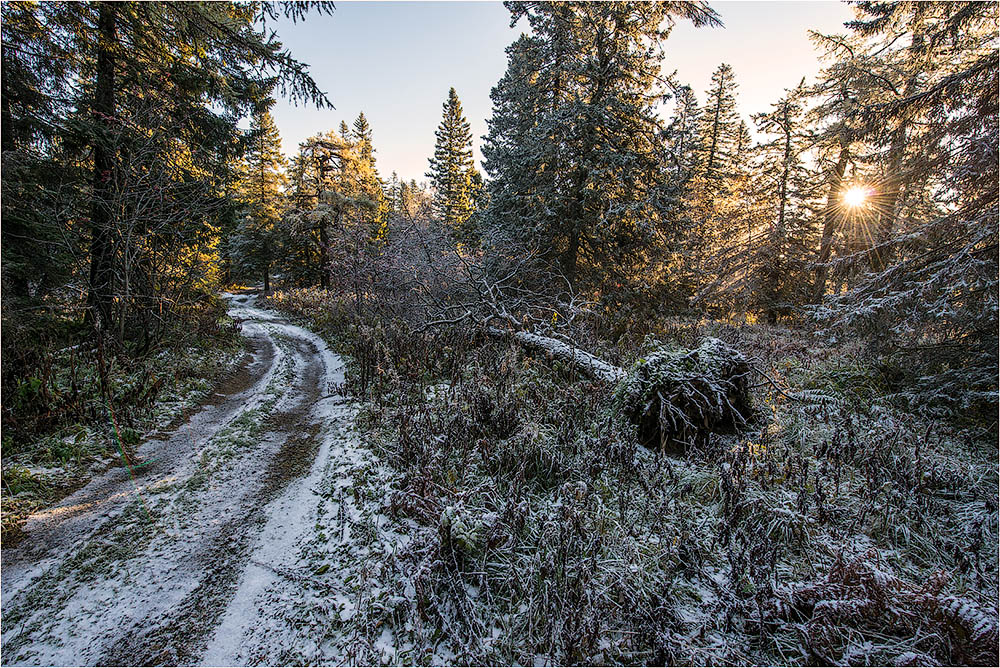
left=0, top=0, right=332, bottom=341
left=613, top=338, right=755, bottom=452
left=482, top=2, right=721, bottom=289
left=227, top=107, right=288, bottom=290
left=427, top=87, right=478, bottom=237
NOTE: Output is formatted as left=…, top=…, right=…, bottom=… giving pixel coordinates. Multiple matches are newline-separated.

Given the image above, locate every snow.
left=511, top=330, right=625, bottom=383
left=0, top=294, right=408, bottom=667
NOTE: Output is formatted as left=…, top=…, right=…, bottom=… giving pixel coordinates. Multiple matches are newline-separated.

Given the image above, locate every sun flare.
left=843, top=185, right=870, bottom=208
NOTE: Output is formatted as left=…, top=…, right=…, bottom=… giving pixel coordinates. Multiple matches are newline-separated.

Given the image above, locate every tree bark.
left=869, top=29, right=923, bottom=274
left=496, top=328, right=625, bottom=383
left=87, top=1, right=118, bottom=333
left=765, top=101, right=792, bottom=325
left=811, top=143, right=850, bottom=303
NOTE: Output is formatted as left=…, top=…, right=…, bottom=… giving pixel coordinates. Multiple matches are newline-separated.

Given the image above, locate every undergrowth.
left=1, top=295, right=245, bottom=541
left=264, top=287, right=999, bottom=666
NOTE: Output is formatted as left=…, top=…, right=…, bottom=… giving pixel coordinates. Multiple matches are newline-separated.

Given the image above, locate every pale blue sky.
left=269, top=1, right=855, bottom=183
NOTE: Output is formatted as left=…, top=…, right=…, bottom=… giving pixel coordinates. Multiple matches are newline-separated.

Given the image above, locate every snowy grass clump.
left=264, top=287, right=999, bottom=666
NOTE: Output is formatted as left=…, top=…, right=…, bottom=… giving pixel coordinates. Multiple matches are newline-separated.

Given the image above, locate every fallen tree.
left=409, top=244, right=755, bottom=452
left=612, top=338, right=755, bottom=453
left=499, top=329, right=755, bottom=453
left=506, top=330, right=626, bottom=383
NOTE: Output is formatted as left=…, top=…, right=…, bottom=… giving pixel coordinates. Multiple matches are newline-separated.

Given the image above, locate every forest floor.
left=0, top=294, right=413, bottom=665
left=2, top=290, right=996, bottom=667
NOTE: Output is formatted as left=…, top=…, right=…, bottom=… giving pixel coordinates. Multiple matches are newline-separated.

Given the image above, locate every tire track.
left=0, top=293, right=351, bottom=667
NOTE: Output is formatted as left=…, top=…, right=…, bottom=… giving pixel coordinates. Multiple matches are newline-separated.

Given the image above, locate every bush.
left=614, top=337, right=755, bottom=452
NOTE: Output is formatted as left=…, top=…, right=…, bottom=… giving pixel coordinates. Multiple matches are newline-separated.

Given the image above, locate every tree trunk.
left=869, top=29, right=923, bottom=274
left=318, top=222, right=330, bottom=290
left=811, top=144, right=850, bottom=303
left=263, top=237, right=271, bottom=292
left=501, top=329, right=754, bottom=453
left=869, top=124, right=906, bottom=272
left=496, top=329, right=625, bottom=383
left=765, top=103, right=792, bottom=325
left=563, top=225, right=579, bottom=289
left=706, top=72, right=725, bottom=178
left=87, top=1, right=117, bottom=333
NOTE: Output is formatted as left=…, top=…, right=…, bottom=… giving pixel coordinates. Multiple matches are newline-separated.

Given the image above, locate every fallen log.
left=499, top=329, right=754, bottom=452
left=509, top=330, right=626, bottom=383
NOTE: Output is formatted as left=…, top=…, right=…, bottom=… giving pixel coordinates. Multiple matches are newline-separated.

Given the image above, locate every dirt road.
left=1, top=294, right=409, bottom=666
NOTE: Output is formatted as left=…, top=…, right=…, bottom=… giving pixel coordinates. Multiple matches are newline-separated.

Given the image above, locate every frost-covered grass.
left=264, top=288, right=999, bottom=666
left=1, top=299, right=246, bottom=542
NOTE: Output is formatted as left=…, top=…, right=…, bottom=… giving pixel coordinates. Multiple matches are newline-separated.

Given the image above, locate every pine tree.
left=0, top=1, right=82, bottom=303
left=483, top=1, right=721, bottom=290
left=806, top=28, right=874, bottom=302
left=386, top=171, right=403, bottom=215
left=230, top=108, right=287, bottom=292
left=696, top=64, right=743, bottom=181
left=353, top=112, right=388, bottom=240
left=284, top=126, right=386, bottom=288
left=0, top=1, right=334, bottom=339
left=664, top=84, right=703, bottom=187
left=427, top=87, right=476, bottom=236
left=286, top=130, right=349, bottom=288
left=353, top=112, right=373, bottom=165
left=750, top=81, right=819, bottom=322
left=817, top=0, right=999, bottom=413
left=682, top=64, right=750, bottom=306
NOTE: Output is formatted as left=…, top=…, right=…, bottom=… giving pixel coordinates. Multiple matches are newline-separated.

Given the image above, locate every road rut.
left=0, top=293, right=373, bottom=666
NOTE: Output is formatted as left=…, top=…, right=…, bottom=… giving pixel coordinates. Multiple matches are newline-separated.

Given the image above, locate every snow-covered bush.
left=613, top=337, right=755, bottom=452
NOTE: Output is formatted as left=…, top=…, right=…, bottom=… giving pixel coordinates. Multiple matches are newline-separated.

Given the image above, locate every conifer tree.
left=386, top=171, right=403, bottom=215
left=696, top=63, right=743, bottom=181
left=230, top=108, right=287, bottom=292
left=483, top=1, right=720, bottom=290
left=750, top=81, right=819, bottom=322
left=286, top=130, right=349, bottom=288
left=353, top=111, right=388, bottom=240
left=0, top=1, right=334, bottom=339
left=284, top=127, right=385, bottom=288
left=664, top=85, right=703, bottom=187
left=427, top=87, right=476, bottom=236
left=683, top=64, right=750, bottom=306
left=353, top=112, right=373, bottom=164
left=818, top=0, right=998, bottom=412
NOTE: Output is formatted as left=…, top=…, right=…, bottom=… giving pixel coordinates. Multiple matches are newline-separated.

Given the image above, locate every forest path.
left=0, top=293, right=397, bottom=666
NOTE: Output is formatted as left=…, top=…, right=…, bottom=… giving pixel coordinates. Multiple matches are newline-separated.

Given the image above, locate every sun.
left=842, top=185, right=870, bottom=208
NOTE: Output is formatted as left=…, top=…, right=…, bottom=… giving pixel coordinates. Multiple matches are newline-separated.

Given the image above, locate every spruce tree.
left=353, top=111, right=388, bottom=240
left=230, top=108, right=287, bottom=292
left=353, top=112, right=373, bottom=165
left=818, top=0, right=998, bottom=412
left=483, top=1, right=721, bottom=290
left=750, top=81, right=819, bottom=322
left=286, top=130, right=350, bottom=288
left=664, top=84, right=703, bottom=187
left=0, top=1, right=334, bottom=338
left=683, top=64, right=751, bottom=307
left=426, top=87, right=476, bottom=236
left=696, top=63, right=743, bottom=181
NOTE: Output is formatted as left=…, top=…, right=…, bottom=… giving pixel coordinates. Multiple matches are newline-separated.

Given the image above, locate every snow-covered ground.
left=0, top=294, right=411, bottom=666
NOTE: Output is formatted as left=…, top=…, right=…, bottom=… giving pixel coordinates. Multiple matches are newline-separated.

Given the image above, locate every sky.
left=269, top=1, right=857, bottom=183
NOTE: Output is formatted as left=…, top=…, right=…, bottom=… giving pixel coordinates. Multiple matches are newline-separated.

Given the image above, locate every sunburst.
left=830, top=181, right=890, bottom=257
left=842, top=185, right=871, bottom=208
